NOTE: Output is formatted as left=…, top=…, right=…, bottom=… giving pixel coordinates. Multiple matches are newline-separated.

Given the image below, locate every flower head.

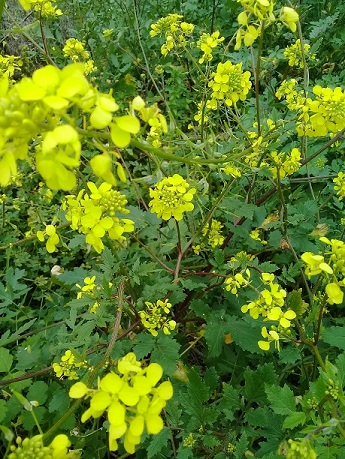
left=149, top=174, right=196, bottom=221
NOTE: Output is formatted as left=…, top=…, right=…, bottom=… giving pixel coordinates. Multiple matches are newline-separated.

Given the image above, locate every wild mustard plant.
left=18, top=0, right=63, bottom=17
left=36, top=224, right=60, bottom=253
left=302, top=237, right=345, bottom=305
left=149, top=14, right=194, bottom=56
left=63, top=38, right=97, bottom=75
left=69, top=353, right=173, bottom=454
left=196, top=31, right=224, bottom=64
left=202, top=219, right=225, bottom=248
left=149, top=174, right=196, bottom=221
left=139, top=299, right=176, bottom=336
left=63, top=182, right=134, bottom=253
left=0, top=63, right=140, bottom=188
left=0, top=55, right=22, bottom=79
left=8, top=434, right=78, bottom=459
left=53, top=350, right=87, bottom=380
left=284, top=39, right=314, bottom=69
left=334, top=172, right=345, bottom=200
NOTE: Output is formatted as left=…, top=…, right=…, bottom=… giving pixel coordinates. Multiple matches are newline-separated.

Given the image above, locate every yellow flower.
left=301, top=252, right=333, bottom=277
left=36, top=224, right=60, bottom=253
left=280, top=7, right=299, bottom=32
left=325, top=282, right=344, bottom=305
left=140, top=299, right=176, bottom=336
left=69, top=353, right=173, bottom=454
left=149, top=174, right=196, bottom=221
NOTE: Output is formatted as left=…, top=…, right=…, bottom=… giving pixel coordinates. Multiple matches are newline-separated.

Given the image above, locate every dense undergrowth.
left=1, top=0, right=345, bottom=457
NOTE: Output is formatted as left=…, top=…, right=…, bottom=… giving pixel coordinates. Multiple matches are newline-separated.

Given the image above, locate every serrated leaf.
left=265, top=384, right=296, bottom=415
left=147, top=427, right=170, bottom=458
left=204, top=319, right=228, bottom=358
left=278, top=345, right=301, bottom=364
left=283, top=411, right=306, bottom=429
left=227, top=316, right=264, bottom=353
left=58, top=267, right=89, bottom=286
left=219, top=384, right=240, bottom=421
left=27, top=381, right=48, bottom=405
left=322, top=326, right=345, bottom=350
left=286, top=290, right=309, bottom=318
left=48, top=390, right=70, bottom=413
left=132, top=333, right=155, bottom=359
left=0, top=348, right=13, bottom=373
left=150, top=334, right=180, bottom=375
left=245, top=363, right=277, bottom=404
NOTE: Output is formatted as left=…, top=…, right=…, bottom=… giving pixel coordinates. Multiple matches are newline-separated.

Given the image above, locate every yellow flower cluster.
left=76, top=275, right=113, bottom=313
left=241, top=273, right=296, bottom=351
left=140, top=299, right=176, bottom=336
left=132, top=96, right=168, bottom=147
left=285, top=439, right=317, bottom=459
left=301, top=237, right=345, bottom=305
left=196, top=31, right=224, bottom=64
left=150, top=14, right=194, bottom=56
left=224, top=269, right=251, bottom=295
left=0, top=55, right=22, bottom=79
left=19, top=0, right=63, bottom=17
left=250, top=228, right=267, bottom=245
left=284, top=39, right=314, bottom=69
left=36, top=224, right=60, bottom=253
left=63, top=182, right=134, bottom=253
left=8, top=434, right=78, bottom=459
left=276, top=80, right=345, bottom=137
left=207, top=61, right=252, bottom=109
left=202, top=219, right=225, bottom=248
left=0, top=63, right=140, bottom=189
left=270, top=148, right=301, bottom=179
left=63, top=38, right=96, bottom=75
left=69, top=353, right=173, bottom=454
left=53, top=350, right=87, bottom=380
left=334, top=172, right=345, bottom=200
left=235, top=0, right=274, bottom=49
left=149, top=174, right=196, bottom=221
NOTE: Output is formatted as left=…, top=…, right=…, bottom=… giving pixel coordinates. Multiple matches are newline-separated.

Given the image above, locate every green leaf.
left=0, top=318, right=37, bottom=347
left=286, top=290, right=309, bottom=318
left=150, top=334, right=180, bottom=375
left=147, top=428, right=170, bottom=458
left=0, top=400, right=8, bottom=423
left=0, top=424, right=14, bottom=442
left=265, top=384, right=296, bottom=415
left=322, top=326, right=345, bottom=350
left=48, top=390, right=70, bottom=413
left=228, top=316, right=264, bottom=353
left=219, top=384, right=241, bottom=421
left=245, top=363, right=277, bottom=404
left=335, top=352, right=345, bottom=385
left=133, top=333, right=155, bottom=359
left=0, top=348, right=13, bottom=373
left=204, top=318, right=228, bottom=358
left=283, top=411, right=306, bottom=429
left=27, top=381, right=48, bottom=405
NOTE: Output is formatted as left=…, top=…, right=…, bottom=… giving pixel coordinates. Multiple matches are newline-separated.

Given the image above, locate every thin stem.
left=44, top=280, right=127, bottom=441
left=131, top=234, right=174, bottom=273
left=174, top=220, right=183, bottom=282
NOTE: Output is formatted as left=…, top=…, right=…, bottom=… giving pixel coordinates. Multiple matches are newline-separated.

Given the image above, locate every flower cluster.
left=76, top=275, right=113, bottom=313
left=276, top=81, right=345, bottom=137
left=36, top=224, right=60, bottom=253
left=207, top=61, right=252, bottom=109
left=196, top=31, right=224, bottom=64
left=0, top=63, right=140, bottom=189
left=301, top=237, right=345, bottom=305
left=53, top=350, right=88, bottom=380
left=269, top=148, right=302, bottom=179
left=149, top=174, right=196, bottom=221
left=0, top=55, right=22, bottom=79
left=8, top=434, right=78, bottom=459
left=150, top=14, right=194, bottom=56
left=285, top=439, right=317, bottom=459
left=235, top=0, right=275, bottom=49
left=334, top=172, right=345, bottom=200
left=63, top=38, right=96, bottom=75
left=284, top=39, right=314, bottom=69
left=19, top=0, right=63, bottom=17
left=69, top=353, right=173, bottom=454
left=241, top=273, right=296, bottom=351
left=202, top=219, right=225, bottom=248
left=250, top=228, right=267, bottom=245
left=140, top=299, right=176, bottom=336
left=224, top=269, right=251, bottom=295
left=132, top=96, right=168, bottom=147
left=63, top=182, right=134, bottom=253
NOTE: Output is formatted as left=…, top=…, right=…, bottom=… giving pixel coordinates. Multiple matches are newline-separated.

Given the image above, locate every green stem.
left=43, top=280, right=126, bottom=441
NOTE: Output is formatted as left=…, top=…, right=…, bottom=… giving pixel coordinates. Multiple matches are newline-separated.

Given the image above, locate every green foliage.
left=1, top=0, right=345, bottom=457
